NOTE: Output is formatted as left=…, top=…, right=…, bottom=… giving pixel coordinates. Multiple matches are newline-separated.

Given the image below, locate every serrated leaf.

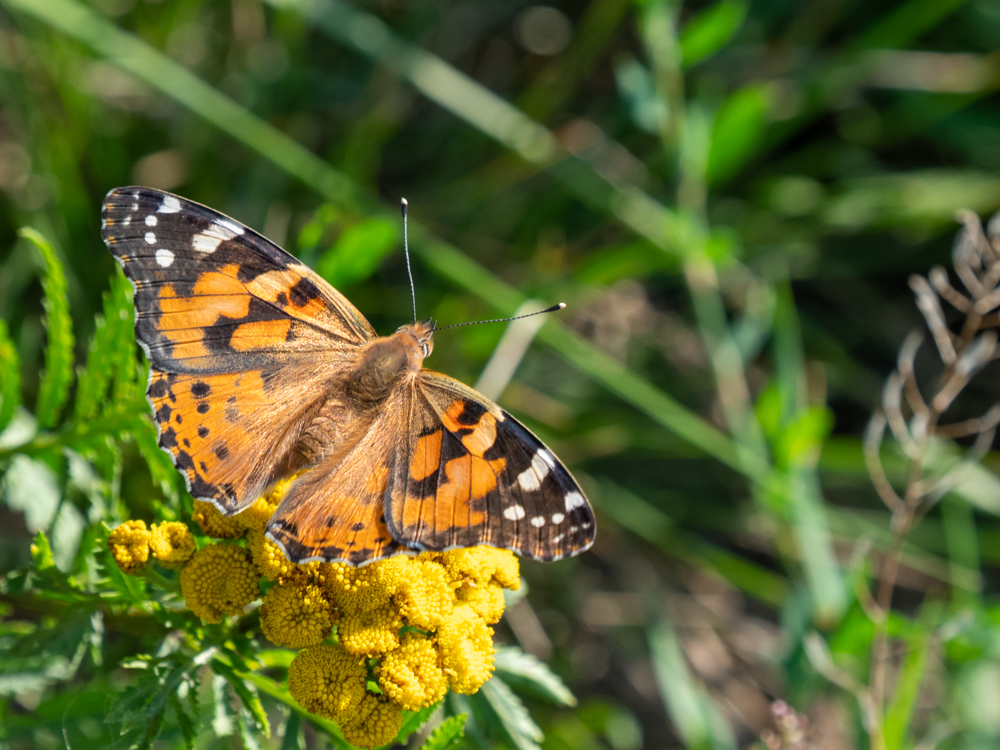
left=494, top=647, right=576, bottom=707
left=170, top=692, right=197, bottom=750
left=75, top=268, right=135, bottom=422
left=213, top=658, right=271, bottom=736
left=0, top=319, right=22, bottom=434
left=389, top=702, right=440, bottom=748
left=131, top=414, right=180, bottom=502
left=479, top=677, right=543, bottom=750
left=20, top=228, right=74, bottom=430
left=138, top=705, right=166, bottom=750
left=420, top=713, right=467, bottom=750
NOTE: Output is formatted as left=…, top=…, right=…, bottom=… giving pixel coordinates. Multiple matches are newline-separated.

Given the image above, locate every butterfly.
left=101, top=186, right=595, bottom=566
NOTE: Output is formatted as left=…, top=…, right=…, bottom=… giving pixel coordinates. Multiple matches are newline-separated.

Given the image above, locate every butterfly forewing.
left=102, top=187, right=372, bottom=514
left=102, top=186, right=374, bottom=374
left=386, top=372, right=596, bottom=561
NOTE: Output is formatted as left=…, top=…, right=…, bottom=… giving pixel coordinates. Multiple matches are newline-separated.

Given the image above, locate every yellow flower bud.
left=179, top=543, right=259, bottom=624
left=246, top=529, right=320, bottom=584
left=319, top=555, right=411, bottom=613
left=338, top=603, right=402, bottom=656
left=376, top=633, right=448, bottom=711
left=192, top=500, right=243, bottom=539
left=441, top=547, right=520, bottom=590
left=287, top=644, right=367, bottom=725
left=457, top=580, right=506, bottom=624
left=148, top=522, right=196, bottom=569
left=394, top=559, right=455, bottom=631
left=259, top=581, right=335, bottom=649
left=108, top=520, right=151, bottom=575
left=437, top=603, right=495, bottom=694
left=235, top=474, right=300, bottom=531
left=340, top=693, right=403, bottom=749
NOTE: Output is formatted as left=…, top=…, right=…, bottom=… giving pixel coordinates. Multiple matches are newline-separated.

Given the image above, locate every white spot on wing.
left=517, top=450, right=551, bottom=492
left=551, top=513, right=564, bottom=524
left=145, top=215, right=157, bottom=226
left=144, top=232, right=156, bottom=245
left=159, top=195, right=181, bottom=213
left=155, top=248, right=175, bottom=267
left=192, top=221, right=239, bottom=253
left=502, top=504, right=525, bottom=521
left=530, top=516, right=545, bottom=527
left=564, top=491, right=585, bottom=511
left=537, top=450, right=557, bottom=469
left=122, top=216, right=131, bottom=225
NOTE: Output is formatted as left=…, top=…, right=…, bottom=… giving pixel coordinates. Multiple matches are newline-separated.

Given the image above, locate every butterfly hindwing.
left=386, top=372, right=596, bottom=561
left=266, top=387, right=412, bottom=565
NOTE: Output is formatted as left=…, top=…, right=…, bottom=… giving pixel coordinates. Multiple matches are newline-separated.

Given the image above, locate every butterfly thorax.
left=345, top=320, right=434, bottom=405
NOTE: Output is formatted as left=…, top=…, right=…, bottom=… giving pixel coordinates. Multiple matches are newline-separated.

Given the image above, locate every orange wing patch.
left=148, top=369, right=268, bottom=509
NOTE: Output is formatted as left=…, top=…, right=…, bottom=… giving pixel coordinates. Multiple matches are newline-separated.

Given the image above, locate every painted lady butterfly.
left=102, top=187, right=595, bottom=566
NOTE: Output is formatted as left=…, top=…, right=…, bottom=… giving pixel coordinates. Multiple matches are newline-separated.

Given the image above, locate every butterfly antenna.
left=401, top=198, right=417, bottom=324
left=432, top=303, right=567, bottom=332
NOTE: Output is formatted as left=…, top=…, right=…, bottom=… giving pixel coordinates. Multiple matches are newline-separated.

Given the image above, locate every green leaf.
left=76, top=268, right=136, bottom=422
left=680, top=0, right=748, bottom=69
left=420, top=714, right=467, bottom=750
left=706, top=84, right=771, bottom=185
left=479, top=677, right=543, bottom=750
left=317, top=218, right=397, bottom=289
left=493, top=647, right=577, bottom=707
left=648, top=618, right=735, bottom=750
left=392, top=703, right=440, bottom=747
left=170, top=692, right=197, bottom=750
left=213, top=658, right=271, bottom=737
left=280, top=710, right=302, bottom=750
left=20, top=228, right=74, bottom=430
left=0, top=319, right=22, bottom=434
left=30, top=530, right=56, bottom=572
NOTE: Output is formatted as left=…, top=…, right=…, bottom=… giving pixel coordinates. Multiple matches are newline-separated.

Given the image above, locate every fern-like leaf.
left=494, top=647, right=577, bottom=707
left=420, top=714, right=468, bottom=750
left=20, top=228, right=74, bottom=430
left=478, top=677, right=543, bottom=750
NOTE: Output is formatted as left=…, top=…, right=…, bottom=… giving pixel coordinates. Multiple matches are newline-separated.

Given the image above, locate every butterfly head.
left=397, top=318, right=435, bottom=360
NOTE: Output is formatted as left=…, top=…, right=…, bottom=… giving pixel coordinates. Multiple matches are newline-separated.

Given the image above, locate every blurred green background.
left=3, top=0, right=1000, bottom=747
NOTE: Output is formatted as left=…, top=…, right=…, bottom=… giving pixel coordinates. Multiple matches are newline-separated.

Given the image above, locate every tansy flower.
left=179, top=543, right=259, bottom=624
left=394, top=559, right=454, bottom=630
left=148, top=522, right=196, bottom=569
left=287, top=644, right=367, bottom=724
left=340, top=693, right=403, bottom=749
left=376, top=633, right=448, bottom=711
left=437, top=603, right=496, bottom=694
left=246, top=529, right=319, bottom=584
left=108, top=520, right=151, bottom=575
left=192, top=500, right=243, bottom=539
left=236, top=474, right=298, bottom=531
left=259, top=581, right=335, bottom=649
left=457, top=580, right=506, bottom=624
left=320, top=555, right=411, bottom=612
left=337, top=603, right=402, bottom=656
left=442, top=547, right=520, bottom=590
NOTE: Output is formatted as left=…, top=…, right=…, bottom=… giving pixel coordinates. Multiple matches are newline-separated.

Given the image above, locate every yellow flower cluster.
left=108, top=519, right=196, bottom=574
left=107, top=479, right=522, bottom=747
